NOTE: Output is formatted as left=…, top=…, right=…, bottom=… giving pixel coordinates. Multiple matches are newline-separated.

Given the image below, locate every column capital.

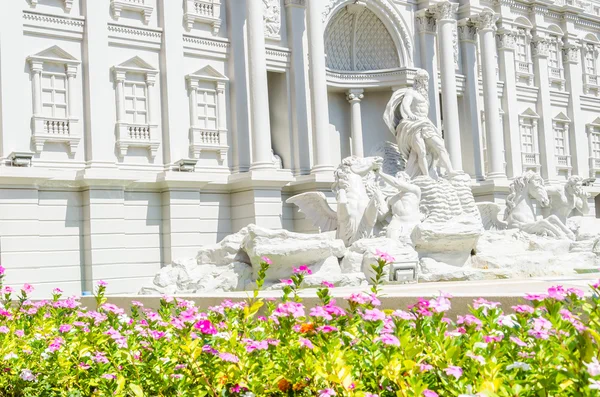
left=457, top=19, right=478, bottom=42
left=473, top=8, right=498, bottom=32
left=29, top=60, right=44, bottom=73
left=531, top=35, right=550, bottom=58
left=430, top=1, right=458, bottom=22
left=562, top=43, right=581, bottom=64
left=65, top=64, right=78, bottom=77
left=284, top=0, right=305, bottom=7
left=416, top=10, right=437, bottom=34
left=496, top=28, right=516, bottom=51
left=346, top=89, right=364, bottom=103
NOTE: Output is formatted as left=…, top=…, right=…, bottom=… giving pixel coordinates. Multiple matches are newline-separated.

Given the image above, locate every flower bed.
left=0, top=255, right=599, bottom=397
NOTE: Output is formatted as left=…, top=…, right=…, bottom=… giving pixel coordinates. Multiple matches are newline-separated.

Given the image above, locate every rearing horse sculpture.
left=503, top=171, right=575, bottom=240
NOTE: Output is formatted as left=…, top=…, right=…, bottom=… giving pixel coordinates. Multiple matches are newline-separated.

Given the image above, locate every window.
left=514, top=27, right=533, bottom=85
left=519, top=110, right=540, bottom=172
left=585, top=44, right=597, bottom=75
left=124, top=82, right=147, bottom=125
left=554, top=125, right=566, bottom=156
left=196, top=89, right=217, bottom=130
left=521, top=120, right=534, bottom=155
left=553, top=114, right=572, bottom=172
left=592, top=128, right=600, bottom=160
left=27, top=46, right=81, bottom=154
left=516, top=33, right=528, bottom=63
left=548, top=39, right=560, bottom=69
left=186, top=66, right=229, bottom=164
left=112, top=57, right=159, bottom=158
left=41, top=73, right=68, bottom=119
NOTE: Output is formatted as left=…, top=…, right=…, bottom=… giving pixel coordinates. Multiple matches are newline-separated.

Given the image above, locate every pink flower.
left=78, top=363, right=91, bottom=370
left=510, top=336, right=528, bottom=347
left=392, top=310, right=416, bottom=321
left=101, top=303, right=124, bottom=315
left=131, top=301, right=144, bottom=307
left=319, top=388, right=336, bottom=397
left=524, top=293, right=547, bottom=302
left=22, top=284, right=34, bottom=295
left=375, top=249, right=396, bottom=263
left=299, top=338, right=314, bottom=349
left=444, top=366, right=463, bottom=380
left=219, top=352, right=239, bottom=363
left=420, top=363, right=433, bottom=372
left=484, top=334, right=504, bottom=343
left=14, top=330, right=24, bottom=337
left=194, top=320, right=218, bottom=335
left=52, top=288, right=63, bottom=295
left=365, top=394, right=379, bottom=397
left=323, top=301, right=346, bottom=316
left=547, top=286, right=566, bottom=301
left=261, top=256, right=272, bottom=265
left=101, top=374, right=116, bottom=380
left=423, top=391, right=439, bottom=397
left=322, top=281, right=335, bottom=288
left=512, top=305, right=535, bottom=314
left=429, top=296, right=451, bottom=313
left=1, top=286, right=13, bottom=294
left=58, top=324, right=72, bottom=333
left=584, top=358, right=600, bottom=377
left=273, top=302, right=305, bottom=318
left=244, top=339, right=269, bottom=353
left=293, top=265, right=313, bottom=275
left=362, top=309, right=386, bottom=321
left=456, top=314, right=482, bottom=329
left=466, top=351, right=486, bottom=364
left=376, top=333, right=400, bottom=346
left=317, top=325, right=338, bottom=333
left=348, top=293, right=371, bottom=305
left=280, top=279, right=293, bottom=286
left=567, top=288, right=585, bottom=298
left=97, top=280, right=107, bottom=287
left=0, top=265, right=5, bottom=275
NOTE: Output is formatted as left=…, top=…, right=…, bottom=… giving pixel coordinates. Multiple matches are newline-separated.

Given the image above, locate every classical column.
left=66, top=65, right=77, bottom=119
left=531, top=34, right=557, bottom=181
left=346, top=89, right=364, bottom=157
left=145, top=75, right=155, bottom=125
left=496, top=27, right=522, bottom=178
left=474, top=9, right=506, bottom=179
left=431, top=1, right=462, bottom=171
left=246, top=0, right=275, bottom=170
left=285, top=0, right=312, bottom=174
left=416, top=10, right=442, bottom=128
left=31, top=62, right=43, bottom=116
left=187, top=81, right=198, bottom=127
left=458, top=19, right=484, bottom=180
left=307, top=0, right=334, bottom=174
left=114, top=71, right=126, bottom=123
left=563, top=39, right=588, bottom=177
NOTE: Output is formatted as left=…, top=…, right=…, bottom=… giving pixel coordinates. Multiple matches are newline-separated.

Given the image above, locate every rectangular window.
left=554, top=124, right=566, bottom=156
left=592, top=128, right=600, bottom=160
left=586, top=46, right=596, bottom=75
left=196, top=89, right=217, bottom=130
left=124, top=82, right=147, bottom=125
left=548, top=40, right=560, bottom=69
left=516, top=33, right=527, bottom=63
left=521, top=120, right=534, bottom=154
left=41, top=73, right=68, bottom=119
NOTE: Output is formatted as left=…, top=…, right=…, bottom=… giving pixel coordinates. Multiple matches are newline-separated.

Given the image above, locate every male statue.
left=377, top=169, right=421, bottom=243
left=383, top=69, right=456, bottom=179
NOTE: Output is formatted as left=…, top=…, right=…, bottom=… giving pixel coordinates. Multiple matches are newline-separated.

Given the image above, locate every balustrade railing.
left=44, top=118, right=70, bottom=136
left=556, top=154, right=571, bottom=168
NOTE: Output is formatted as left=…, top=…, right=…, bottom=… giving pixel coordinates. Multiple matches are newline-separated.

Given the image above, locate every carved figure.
left=543, top=176, right=590, bottom=224
left=383, top=69, right=456, bottom=179
left=263, top=0, right=281, bottom=38
left=503, top=171, right=575, bottom=239
left=286, top=156, right=384, bottom=246
left=376, top=169, right=422, bottom=243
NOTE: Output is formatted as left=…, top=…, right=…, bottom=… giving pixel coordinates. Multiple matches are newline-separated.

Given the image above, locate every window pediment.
left=113, top=56, right=157, bottom=76
left=187, top=65, right=228, bottom=83
left=28, top=46, right=80, bottom=67
left=520, top=108, right=540, bottom=119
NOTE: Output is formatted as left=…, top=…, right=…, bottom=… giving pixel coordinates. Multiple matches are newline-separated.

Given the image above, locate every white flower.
left=20, top=369, right=36, bottom=382
left=497, top=314, right=518, bottom=328
left=473, top=342, right=488, bottom=350
left=3, top=353, right=17, bottom=360
left=118, top=314, right=131, bottom=324
left=34, top=333, right=43, bottom=340
left=585, top=357, right=600, bottom=377
left=590, top=379, right=600, bottom=390
left=507, top=362, right=531, bottom=371
left=251, top=326, right=265, bottom=333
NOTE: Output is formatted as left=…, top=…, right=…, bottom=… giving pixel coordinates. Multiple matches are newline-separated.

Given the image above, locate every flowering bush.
left=0, top=256, right=600, bottom=396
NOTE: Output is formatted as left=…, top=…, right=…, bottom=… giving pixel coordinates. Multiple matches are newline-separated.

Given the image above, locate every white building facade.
left=1, top=0, right=599, bottom=295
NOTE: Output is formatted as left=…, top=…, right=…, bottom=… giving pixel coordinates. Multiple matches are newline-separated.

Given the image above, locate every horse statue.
left=542, top=175, right=590, bottom=224
left=286, top=156, right=385, bottom=247
left=503, top=171, right=575, bottom=240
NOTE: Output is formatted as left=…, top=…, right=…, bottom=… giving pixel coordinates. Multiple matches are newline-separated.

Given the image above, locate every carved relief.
left=532, top=36, right=550, bottom=58
left=458, top=20, right=478, bottom=42
left=263, top=0, right=281, bottom=39
left=496, top=29, right=516, bottom=50
left=416, top=11, right=437, bottom=34
left=453, top=25, right=459, bottom=67
left=430, top=1, right=458, bottom=21
left=562, top=44, right=580, bottom=64
left=473, top=9, right=498, bottom=31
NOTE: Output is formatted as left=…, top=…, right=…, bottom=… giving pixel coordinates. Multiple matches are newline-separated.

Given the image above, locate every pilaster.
left=158, top=0, right=188, bottom=167
left=531, top=34, right=557, bottom=181
left=496, top=27, right=522, bottom=178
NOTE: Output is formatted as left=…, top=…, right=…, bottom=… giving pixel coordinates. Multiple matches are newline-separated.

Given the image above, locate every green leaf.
left=129, top=383, right=144, bottom=397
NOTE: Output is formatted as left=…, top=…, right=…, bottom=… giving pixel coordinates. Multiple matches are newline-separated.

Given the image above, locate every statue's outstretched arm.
left=377, top=170, right=421, bottom=197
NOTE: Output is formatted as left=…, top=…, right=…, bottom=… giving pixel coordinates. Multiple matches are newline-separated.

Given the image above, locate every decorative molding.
left=430, top=1, right=458, bottom=21
left=457, top=19, right=478, bottom=42
left=473, top=8, right=498, bottom=31
left=532, top=36, right=550, bottom=58
left=266, top=48, right=292, bottom=61
left=346, top=89, right=364, bottom=102
left=284, top=0, right=306, bottom=6
left=183, top=35, right=231, bottom=50
left=184, top=0, right=221, bottom=35
left=111, top=0, right=153, bottom=25
left=107, top=24, right=162, bottom=42
left=496, top=29, right=516, bottom=50
left=23, top=11, right=85, bottom=29
left=562, top=44, right=580, bottom=64
left=416, top=10, right=437, bottom=34
left=263, top=0, right=282, bottom=40
left=29, top=0, right=73, bottom=12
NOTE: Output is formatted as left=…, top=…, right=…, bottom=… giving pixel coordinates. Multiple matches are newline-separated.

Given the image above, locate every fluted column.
left=416, top=10, right=442, bottom=128
left=347, top=89, right=364, bottom=157
left=458, top=19, right=484, bottom=180
left=31, top=62, right=43, bottom=116
left=247, top=0, right=275, bottom=170
left=474, top=9, right=506, bottom=179
left=66, top=65, right=78, bottom=119
left=431, top=1, right=462, bottom=171
left=307, top=0, right=334, bottom=174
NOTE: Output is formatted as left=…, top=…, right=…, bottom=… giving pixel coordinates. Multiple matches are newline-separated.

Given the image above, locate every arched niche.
left=323, top=0, right=413, bottom=70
